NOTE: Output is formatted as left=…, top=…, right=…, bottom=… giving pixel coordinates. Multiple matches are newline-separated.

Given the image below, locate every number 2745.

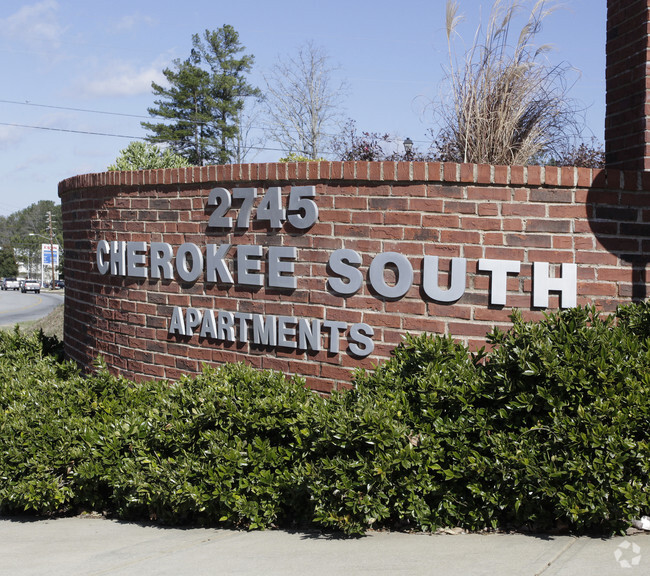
left=207, top=186, right=318, bottom=231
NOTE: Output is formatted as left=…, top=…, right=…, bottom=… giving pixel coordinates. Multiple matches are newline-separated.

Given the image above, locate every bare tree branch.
left=230, top=100, right=266, bottom=163
left=263, top=42, right=346, bottom=159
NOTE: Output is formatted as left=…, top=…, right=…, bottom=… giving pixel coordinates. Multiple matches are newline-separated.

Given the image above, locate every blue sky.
left=0, top=0, right=606, bottom=217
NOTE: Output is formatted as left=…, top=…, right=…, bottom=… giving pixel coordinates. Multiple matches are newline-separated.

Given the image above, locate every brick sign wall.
left=58, top=161, right=650, bottom=392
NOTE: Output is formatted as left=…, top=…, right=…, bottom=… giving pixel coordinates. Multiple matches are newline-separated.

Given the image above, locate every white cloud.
left=10, top=154, right=56, bottom=175
left=0, top=1, right=65, bottom=49
left=115, top=13, right=157, bottom=32
left=72, top=144, right=115, bottom=159
left=0, top=125, right=23, bottom=151
left=80, top=61, right=167, bottom=97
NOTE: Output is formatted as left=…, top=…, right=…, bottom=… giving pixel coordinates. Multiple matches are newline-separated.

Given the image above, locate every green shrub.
left=482, top=306, right=650, bottom=532
left=278, top=152, right=325, bottom=162
left=104, top=364, right=320, bottom=528
left=0, top=329, right=84, bottom=514
left=1, top=305, right=650, bottom=535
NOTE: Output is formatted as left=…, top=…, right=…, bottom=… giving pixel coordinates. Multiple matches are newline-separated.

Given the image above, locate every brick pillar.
left=605, top=0, right=650, bottom=170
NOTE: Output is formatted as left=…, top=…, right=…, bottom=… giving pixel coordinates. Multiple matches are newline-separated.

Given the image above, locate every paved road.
left=1, top=516, right=649, bottom=576
left=0, top=288, right=64, bottom=326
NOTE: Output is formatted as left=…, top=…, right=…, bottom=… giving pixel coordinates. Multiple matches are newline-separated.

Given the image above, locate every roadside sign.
left=41, top=244, right=59, bottom=267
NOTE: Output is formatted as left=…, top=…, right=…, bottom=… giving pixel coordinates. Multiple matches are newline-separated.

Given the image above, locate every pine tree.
left=0, top=246, right=18, bottom=278
left=142, top=25, right=259, bottom=166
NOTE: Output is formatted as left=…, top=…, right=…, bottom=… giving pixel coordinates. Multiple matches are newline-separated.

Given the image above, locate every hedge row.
left=1, top=303, right=650, bottom=534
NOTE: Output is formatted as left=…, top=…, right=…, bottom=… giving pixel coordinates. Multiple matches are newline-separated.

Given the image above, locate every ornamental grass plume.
left=434, top=0, right=580, bottom=165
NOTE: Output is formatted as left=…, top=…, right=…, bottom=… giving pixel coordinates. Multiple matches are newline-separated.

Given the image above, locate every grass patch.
left=0, top=302, right=64, bottom=340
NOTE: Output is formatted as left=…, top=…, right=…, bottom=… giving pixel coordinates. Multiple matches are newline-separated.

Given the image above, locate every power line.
left=0, top=121, right=296, bottom=153
left=0, top=119, right=432, bottom=157
left=0, top=97, right=433, bottom=144
left=0, top=98, right=152, bottom=120
left=0, top=121, right=144, bottom=139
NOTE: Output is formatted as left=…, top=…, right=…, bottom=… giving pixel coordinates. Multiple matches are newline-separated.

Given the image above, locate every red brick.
left=552, top=236, right=574, bottom=250
left=464, top=245, right=483, bottom=259
left=412, top=162, right=426, bottom=180
left=478, top=203, right=499, bottom=216
left=476, top=164, right=492, bottom=183
left=427, top=162, right=443, bottom=181
left=544, top=166, right=561, bottom=186
left=510, top=165, right=525, bottom=185
left=484, top=247, right=525, bottom=260
left=548, top=205, right=588, bottom=218
left=467, top=186, right=511, bottom=201
left=393, top=183, right=426, bottom=197
left=397, top=162, right=411, bottom=180
left=368, top=162, right=382, bottom=180
left=444, top=200, right=477, bottom=214
left=577, top=168, right=593, bottom=187
left=493, top=165, right=508, bottom=184
left=383, top=162, right=396, bottom=181
left=61, top=160, right=647, bottom=392
left=439, top=230, right=481, bottom=244
left=530, top=189, right=573, bottom=203
left=461, top=217, right=502, bottom=231
left=409, top=198, right=444, bottom=212
left=527, top=165, right=542, bottom=186
left=422, top=214, right=461, bottom=228
left=443, top=162, right=459, bottom=182
left=459, top=163, right=475, bottom=183
left=526, top=219, right=571, bottom=233
left=561, top=166, right=576, bottom=187
left=385, top=212, right=421, bottom=226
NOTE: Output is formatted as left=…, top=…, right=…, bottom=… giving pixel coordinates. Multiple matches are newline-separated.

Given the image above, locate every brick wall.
left=606, top=0, right=650, bottom=169
left=58, top=161, right=650, bottom=392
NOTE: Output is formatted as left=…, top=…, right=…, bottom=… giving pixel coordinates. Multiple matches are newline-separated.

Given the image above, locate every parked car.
left=21, top=279, right=41, bottom=293
left=1, top=277, right=20, bottom=291
left=54, top=279, right=65, bottom=289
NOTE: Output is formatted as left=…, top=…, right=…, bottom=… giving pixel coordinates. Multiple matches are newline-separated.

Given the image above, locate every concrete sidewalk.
left=1, top=516, right=648, bottom=575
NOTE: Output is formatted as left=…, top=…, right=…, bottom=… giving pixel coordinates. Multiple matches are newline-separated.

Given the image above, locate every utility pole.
left=47, top=211, right=55, bottom=289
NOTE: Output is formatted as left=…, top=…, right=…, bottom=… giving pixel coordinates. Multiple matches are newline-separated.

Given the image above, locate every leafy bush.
left=278, top=152, right=325, bottom=162
left=2, top=304, right=650, bottom=535
left=107, top=141, right=191, bottom=171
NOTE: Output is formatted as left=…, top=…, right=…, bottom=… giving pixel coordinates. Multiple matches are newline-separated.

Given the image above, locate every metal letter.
left=368, top=252, right=413, bottom=299
left=298, top=318, right=321, bottom=351
left=323, top=320, right=347, bottom=353
left=287, top=186, right=318, bottom=229
left=348, top=323, right=375, bottom=357
left=176, top=243, right=203, bottom=283
left=200, top=310, right=217, bottom=339
left=327, top=249, right=363, bottom=295
left=533, top=262, right=577, bottom=308
left=96, top=240, right=109, bottom=274
left=233, top=187, right=257, bottom=229
left=422, top=256, right=466, bottom=302
left=168, top=306, right=185, bottom=335
left=237, top=245, right=264, bottom=286
left=126, top=241, right=147, bottom=278
left=109, top=240, right=126, bottom=276
left=477, top=259, right=521, bottom=306
left=185, top=307, right=203, bottom=336
left=217, top=311, right=236, bottom=342
left=206, top=244, right=233, bottom=284
left=150, top=242, right=174, bottom=280
left=234, top=312, right=252, bottom=343
left=278, top=316, right=298, bottom=349
left=268, top=246, right=297, bottom=289
left=252, top=314, right=277, bottom=346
